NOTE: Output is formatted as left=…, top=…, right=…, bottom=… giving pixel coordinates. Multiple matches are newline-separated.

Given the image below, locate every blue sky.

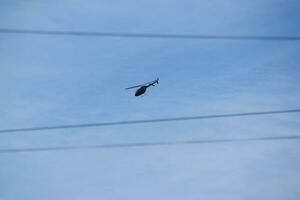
left=0, top=0, right=300, bottom=199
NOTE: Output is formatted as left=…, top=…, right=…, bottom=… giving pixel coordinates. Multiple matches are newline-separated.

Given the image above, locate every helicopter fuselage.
left=135, top=86, right=147, bottom=96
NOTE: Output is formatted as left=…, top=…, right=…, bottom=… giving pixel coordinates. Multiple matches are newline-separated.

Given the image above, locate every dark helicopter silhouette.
left=126, top=78, right=159, bottom=96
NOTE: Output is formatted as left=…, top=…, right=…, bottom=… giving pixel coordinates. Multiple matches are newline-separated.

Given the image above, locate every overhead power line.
left=0, top=109, right=299, bottom=134
left=0, top=135, right=299, bottom=154
left=1, top=28, right=300, bottom=41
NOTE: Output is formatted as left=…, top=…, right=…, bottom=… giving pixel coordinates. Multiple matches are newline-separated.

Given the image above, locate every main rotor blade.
left=125, top=85, right=143, bottom=90
left=125, top=78, right=159, bottom=90
left=145, top=78, right=159, bottom=85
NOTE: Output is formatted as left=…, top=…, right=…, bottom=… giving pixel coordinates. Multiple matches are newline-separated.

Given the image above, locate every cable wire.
left=0, top=135, right=299, bottom=154
left=1, top=28, right=300, bottom=41
left=1, top=109, right=299, bottom=134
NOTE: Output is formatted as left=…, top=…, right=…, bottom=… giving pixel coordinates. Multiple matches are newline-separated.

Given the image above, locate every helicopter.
left=126, top=78, right=159, bottom=96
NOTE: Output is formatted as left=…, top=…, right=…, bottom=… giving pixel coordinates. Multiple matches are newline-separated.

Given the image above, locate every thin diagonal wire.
left=1, top=28, right=300, bottom=41
left=0, top=109, right=299, bottom=134
left=0, top=135, right=299, bottom=154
